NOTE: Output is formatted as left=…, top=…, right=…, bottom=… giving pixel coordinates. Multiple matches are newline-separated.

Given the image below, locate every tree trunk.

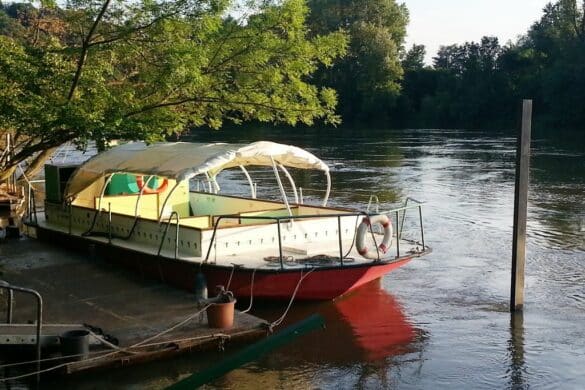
left=23, top=147, right=58, bottom=180
left=0, top=166, right=16, bottom=183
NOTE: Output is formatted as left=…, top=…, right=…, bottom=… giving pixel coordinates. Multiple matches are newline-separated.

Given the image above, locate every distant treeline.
left=307, top=0, right=585, bottom=132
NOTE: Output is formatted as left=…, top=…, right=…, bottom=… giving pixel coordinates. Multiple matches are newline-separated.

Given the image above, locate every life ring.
left=356, top=214, right=393, bottom=260
left=136, top=175, right=169, bottom=194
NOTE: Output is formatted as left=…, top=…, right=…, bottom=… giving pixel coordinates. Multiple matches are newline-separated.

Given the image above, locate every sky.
left=401, top=0, right=553, bottom=64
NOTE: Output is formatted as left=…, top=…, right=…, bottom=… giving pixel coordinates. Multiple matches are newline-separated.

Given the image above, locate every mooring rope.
left=225, top=263, right=235, bottom=291
left=241, top=269, right=257, bottom=314
left=269, top=267, right=315, bottom=332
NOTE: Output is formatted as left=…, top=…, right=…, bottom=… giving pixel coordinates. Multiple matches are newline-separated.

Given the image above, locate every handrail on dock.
left=0, top=280, right=43, bottom=383
left=205, top=201, right=427, bottom=268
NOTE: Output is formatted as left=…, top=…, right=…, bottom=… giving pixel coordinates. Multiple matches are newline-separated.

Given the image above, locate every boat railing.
left=157, top=211, right=180, bottom=259
left=205, top=199, right=427, bottom=269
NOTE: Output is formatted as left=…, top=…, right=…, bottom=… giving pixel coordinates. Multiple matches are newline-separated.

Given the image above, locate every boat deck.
left=0, top=237, right=267, bottom=376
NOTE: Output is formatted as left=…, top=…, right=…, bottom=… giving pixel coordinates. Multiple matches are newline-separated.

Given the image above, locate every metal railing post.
left=204, top=216, right=222, bottom=262
left=399, top=198, right=409, bottom=240
left=6, top=289, right=13, bottom=324
left=27, top=183, right=32, bottom=222
left=0, top=281, right=43, bottom=384
left=337, top=216, right=344, bottom=265
left=174, top=215, right=180, bottom=259
left=418, top=205, right=425, bottom=250
left=108, top=202, right=112, bottom=244
left=68, top=202, right=73, bottom=234
left=33, top=188, right=38, bottom=225
left=157, top=211, right=180, bottom=259
left=277, top=220, right=284, bottom=269
left=395, top=210, right=400, bottom=258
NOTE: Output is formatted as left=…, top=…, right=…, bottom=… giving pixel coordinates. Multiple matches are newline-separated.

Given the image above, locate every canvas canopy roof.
left=64, top=141, right=330, bottom=198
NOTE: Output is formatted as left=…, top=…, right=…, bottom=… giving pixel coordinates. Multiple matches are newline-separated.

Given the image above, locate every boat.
left=27, top=141, right=430, bottom=300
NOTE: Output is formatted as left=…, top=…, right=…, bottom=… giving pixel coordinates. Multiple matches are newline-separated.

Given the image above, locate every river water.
left=6, top=128, right=585, bottom=389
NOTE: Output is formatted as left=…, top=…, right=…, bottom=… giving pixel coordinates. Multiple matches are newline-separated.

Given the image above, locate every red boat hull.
left=202, top=260, right=411, bottom=300
left=34, top=225, right=412, bottom=300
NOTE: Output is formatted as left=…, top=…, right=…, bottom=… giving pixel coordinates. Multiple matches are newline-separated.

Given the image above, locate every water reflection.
left=251, top=279, right=424, bottom=366
left=332, top=281, right=418, bottom=362
left=214, top=281, right=425, bottom=389
left=508, top=312, right=527, bottom=390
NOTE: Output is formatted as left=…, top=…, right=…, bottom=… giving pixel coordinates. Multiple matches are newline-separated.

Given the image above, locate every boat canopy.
left=64, top=141, right=330, bottom=198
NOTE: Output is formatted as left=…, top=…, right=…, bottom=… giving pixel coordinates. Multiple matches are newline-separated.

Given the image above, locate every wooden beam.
left=511, top=100, right=532, bottom=312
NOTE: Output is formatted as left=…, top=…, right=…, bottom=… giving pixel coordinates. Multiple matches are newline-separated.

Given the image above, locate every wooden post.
left=511, top=100, right=532, bottom=312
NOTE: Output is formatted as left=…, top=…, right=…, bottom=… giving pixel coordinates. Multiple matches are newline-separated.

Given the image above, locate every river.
left=6, top=128, right=585, bottom=389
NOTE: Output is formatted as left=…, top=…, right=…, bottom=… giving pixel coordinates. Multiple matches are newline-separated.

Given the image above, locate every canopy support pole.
left=271, top=157, right=292, bottom=217
left=158, top=181, right=181, bottom=223
left=323, top=171, right=331, bottom=207
left=204, top=172, right=213, bottom=193
left=134, top=175, right=155, bottom=218
left=239, top=165, right=256, bottom=199
left=84, top=172, right=116, bottom=235
left=279, top=164, right=299, bottom=204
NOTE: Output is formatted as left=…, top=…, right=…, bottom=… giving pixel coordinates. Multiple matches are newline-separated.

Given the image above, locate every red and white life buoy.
left=355, top=214, right=393, bottom=260
left=136, top=175, right=169, bottom=194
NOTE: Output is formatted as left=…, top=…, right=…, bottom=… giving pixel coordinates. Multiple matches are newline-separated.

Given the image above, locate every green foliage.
left=390, top=0, right=585, bottom=132
left=401, top=44, right=425, bottom=71
left=0, top=0, right=347, bottom=178
left=306, top=0, right=408, bottom=124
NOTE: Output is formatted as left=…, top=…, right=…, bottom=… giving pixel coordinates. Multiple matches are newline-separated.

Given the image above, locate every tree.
left=307, top=0, right=409, bottom=124
left=0, top=0, right=347, bottom=181
left=401, top=43, right=426, bottom=71
left=522, top=0, right=585, bottom=129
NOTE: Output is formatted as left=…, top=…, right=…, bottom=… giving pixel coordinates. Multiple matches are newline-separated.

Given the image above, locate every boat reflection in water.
left=215, top=280, right=426, bottom=389
left=332, top=281, right=419, bottom=362
left=258, top=279, right=424, bottom=365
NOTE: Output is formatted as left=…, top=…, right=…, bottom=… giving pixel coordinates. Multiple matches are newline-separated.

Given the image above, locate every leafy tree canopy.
left=306, top=0, right=408, bottom=124
left=0, top=0, right=347, bottom=180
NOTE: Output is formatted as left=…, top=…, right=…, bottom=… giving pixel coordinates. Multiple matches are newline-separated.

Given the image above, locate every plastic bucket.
left=206, top=300, right=236, bottom=328
left=61, top=329, right=90, bottom=361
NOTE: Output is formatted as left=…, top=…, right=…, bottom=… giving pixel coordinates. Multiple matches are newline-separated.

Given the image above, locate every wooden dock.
left=0, top=237, right=267, bottom=377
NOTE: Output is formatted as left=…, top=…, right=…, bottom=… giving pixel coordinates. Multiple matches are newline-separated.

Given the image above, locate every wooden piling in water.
left=511, top=99, right=532, bottom=312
